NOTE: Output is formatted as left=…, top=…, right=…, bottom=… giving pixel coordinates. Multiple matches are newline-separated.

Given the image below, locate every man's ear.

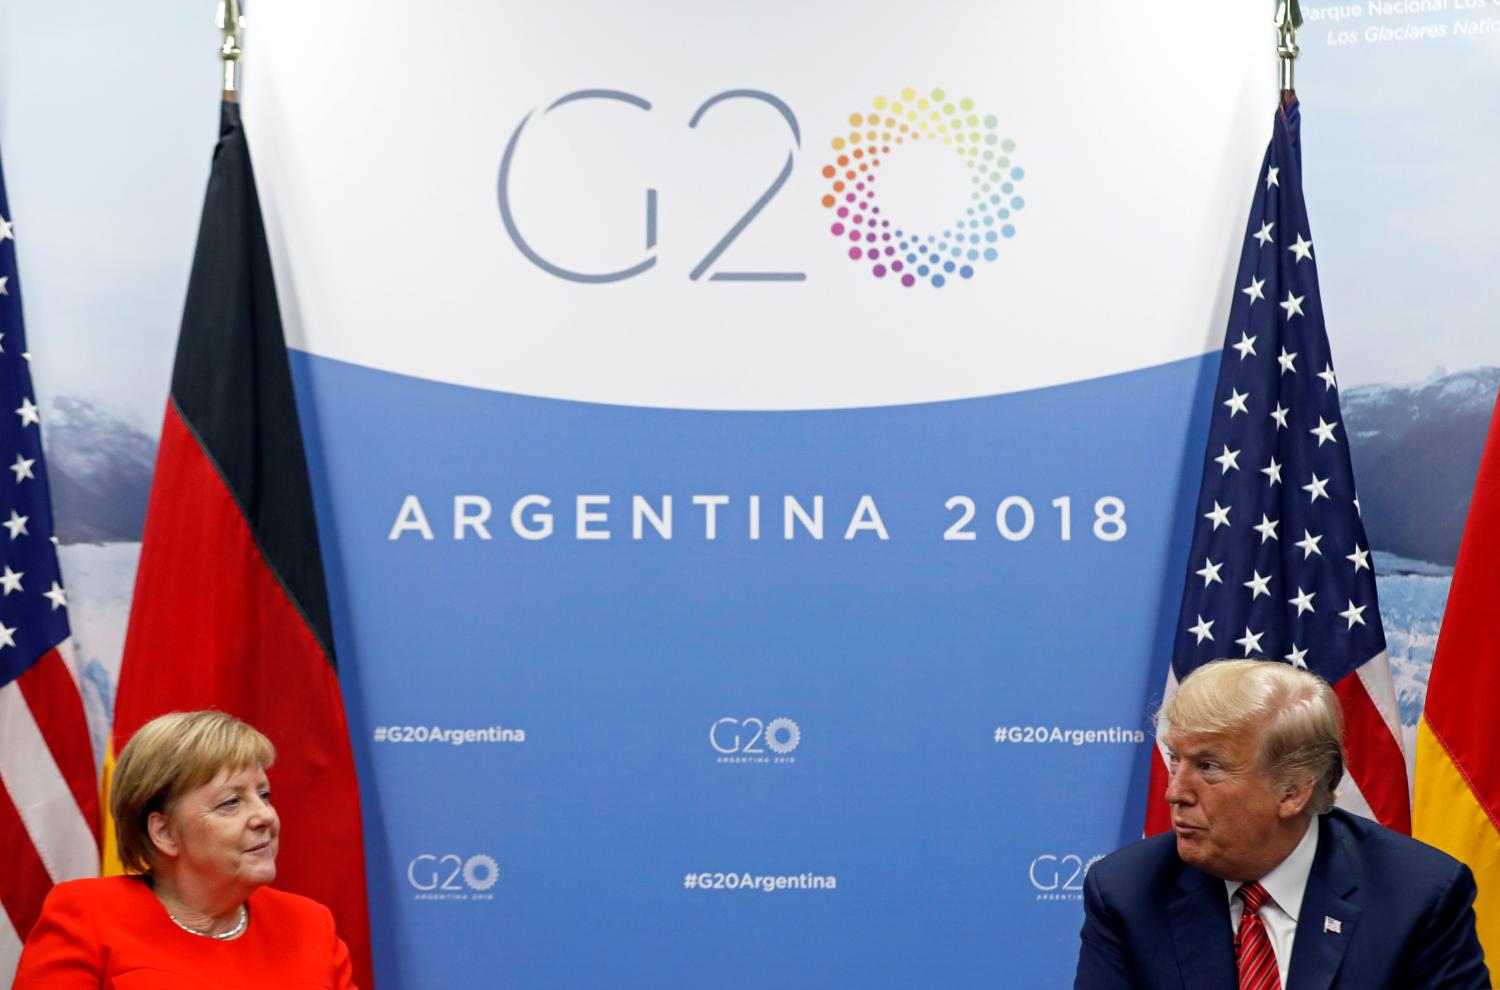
left=1278, top=777, right=1315, bottom=819
left=147, top=810, right=181, bottom=860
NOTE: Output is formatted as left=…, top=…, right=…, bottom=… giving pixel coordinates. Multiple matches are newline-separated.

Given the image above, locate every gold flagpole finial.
left=217, top=0, right=245, bottom=101
left=1274, top=0, right=1303, bottom=103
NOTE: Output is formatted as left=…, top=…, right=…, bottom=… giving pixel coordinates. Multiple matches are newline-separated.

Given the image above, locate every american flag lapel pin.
left=1324, top=916, right=1343, bottom=934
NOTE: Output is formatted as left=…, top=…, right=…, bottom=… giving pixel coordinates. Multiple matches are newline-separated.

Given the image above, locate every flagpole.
left=1275, top=0, right=1302, bottom=106
left=217, top=0, right=244, bottom=102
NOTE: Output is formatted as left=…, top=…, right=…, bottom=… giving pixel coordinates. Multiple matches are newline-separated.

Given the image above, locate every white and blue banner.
left=5, top=1, right=1500, bottom=987
left=252, top=5, right=1266, bottom=984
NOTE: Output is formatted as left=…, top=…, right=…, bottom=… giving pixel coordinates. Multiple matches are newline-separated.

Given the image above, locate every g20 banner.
left=244, top=2, right=1267, bottom=986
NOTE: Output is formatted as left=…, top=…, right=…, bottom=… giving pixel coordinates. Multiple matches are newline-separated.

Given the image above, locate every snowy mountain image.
left=1345, top=367, right=1500, bottom=567
left=42, top=396, right=156, bottom=545
left=1344, top=368, right=1499, bottom=728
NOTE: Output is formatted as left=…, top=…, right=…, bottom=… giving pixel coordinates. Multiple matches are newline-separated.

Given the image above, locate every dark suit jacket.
left=1075, top=809, right=1489, bottom=989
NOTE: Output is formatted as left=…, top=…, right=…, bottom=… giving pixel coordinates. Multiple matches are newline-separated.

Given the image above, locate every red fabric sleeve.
left=11, top=883, right=104, bottom=988
left=333, top=934, right=357, bottom=990
left=325, top=900, right=357, bottom=990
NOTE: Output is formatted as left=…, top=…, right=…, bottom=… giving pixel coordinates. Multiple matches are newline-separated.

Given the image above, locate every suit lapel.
left=1287, top=814, right=1362, bottom=990
left=1169, top=863, right=1238, bottom=990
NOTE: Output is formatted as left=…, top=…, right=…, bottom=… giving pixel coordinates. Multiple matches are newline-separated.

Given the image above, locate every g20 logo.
left=407, top=853, right=500, bottom=892
left=1029, top=853, right=1103, bottom=892
left=710, top=716, right=802, bottom=755
left=823, top=87, right=1025, bottom=288
left=499, top=87, right=1025, bottom=289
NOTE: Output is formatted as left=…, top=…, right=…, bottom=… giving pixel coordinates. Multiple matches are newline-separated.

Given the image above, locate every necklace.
left=167, top=903, right=248, bottom=940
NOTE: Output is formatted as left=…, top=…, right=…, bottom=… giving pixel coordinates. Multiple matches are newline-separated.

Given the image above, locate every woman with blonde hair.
left=14, top=710, right=357, bottom=988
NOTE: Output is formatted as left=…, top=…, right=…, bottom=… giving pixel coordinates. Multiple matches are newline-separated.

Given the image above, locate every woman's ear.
left=147, top=809, right=180, bottom=860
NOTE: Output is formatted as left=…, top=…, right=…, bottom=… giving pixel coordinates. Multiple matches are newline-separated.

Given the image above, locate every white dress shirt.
left=1224, top=819, right=1320, bottom=989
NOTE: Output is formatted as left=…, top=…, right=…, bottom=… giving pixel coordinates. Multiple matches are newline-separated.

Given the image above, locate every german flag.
left=1414, top=388, right=1500, bottom=964
left=108, top=101, right=373, bottom=988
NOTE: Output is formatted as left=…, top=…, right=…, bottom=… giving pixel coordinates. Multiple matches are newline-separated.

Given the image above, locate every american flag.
left=0, top=148, right=99, bottom=982
left=1143, top=101, right=1411, bottom=835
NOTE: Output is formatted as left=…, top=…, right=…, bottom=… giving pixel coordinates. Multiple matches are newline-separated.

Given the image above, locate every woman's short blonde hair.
left=110, top=710, right=276, bottom=874
left=1158, top=659, right=1345, bottom=815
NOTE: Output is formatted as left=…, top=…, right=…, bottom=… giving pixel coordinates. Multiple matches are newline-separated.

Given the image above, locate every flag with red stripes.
left=1144, top=100, right=1410, bottom=835
left=111, top=101, right=373, bottom=987
left=0, top=146, right=101, bottom=984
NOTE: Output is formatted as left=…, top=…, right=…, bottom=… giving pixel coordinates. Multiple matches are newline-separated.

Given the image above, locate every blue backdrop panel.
left=292, top=349, right=1216, bottom=988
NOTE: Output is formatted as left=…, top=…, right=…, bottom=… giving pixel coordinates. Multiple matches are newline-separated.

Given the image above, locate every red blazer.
left=14, top=875, right=357, bottom=989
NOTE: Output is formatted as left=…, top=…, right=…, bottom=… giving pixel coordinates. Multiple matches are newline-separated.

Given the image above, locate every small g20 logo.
left=1029, top=853, right=1103, bottom=892
left=407, top=853, right=499, bottom=892
left=710, top=716, right=801, bottom=755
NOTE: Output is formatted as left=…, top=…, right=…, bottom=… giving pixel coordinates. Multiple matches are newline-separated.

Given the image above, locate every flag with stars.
left=1144, top=100, right=1410, bottom=836
left=0, top=149, right=100, bottom=982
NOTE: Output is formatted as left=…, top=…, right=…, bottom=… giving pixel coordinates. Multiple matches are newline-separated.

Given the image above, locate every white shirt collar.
left=1223, top=815, right=1320, bottom=920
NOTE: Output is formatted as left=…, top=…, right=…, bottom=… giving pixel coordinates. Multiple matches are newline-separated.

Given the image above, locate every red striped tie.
left=1235, top=881, right=1282, bottom=990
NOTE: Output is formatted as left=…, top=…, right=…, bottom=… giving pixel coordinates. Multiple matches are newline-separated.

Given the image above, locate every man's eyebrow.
left=1175, top=743, right=1226, bottom=761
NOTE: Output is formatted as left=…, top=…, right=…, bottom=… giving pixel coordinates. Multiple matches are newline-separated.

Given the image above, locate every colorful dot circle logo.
left=821, top=88, right=1026, bottom=288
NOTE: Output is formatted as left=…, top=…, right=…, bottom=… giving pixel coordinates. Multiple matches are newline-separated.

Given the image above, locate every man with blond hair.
left=1075, top=659, right=1487, bottom=989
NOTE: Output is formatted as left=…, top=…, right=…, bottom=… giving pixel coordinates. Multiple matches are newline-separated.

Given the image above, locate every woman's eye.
left=219, top=797, right=239, bottom=810
left=259, top=791, right=272, bottom=804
